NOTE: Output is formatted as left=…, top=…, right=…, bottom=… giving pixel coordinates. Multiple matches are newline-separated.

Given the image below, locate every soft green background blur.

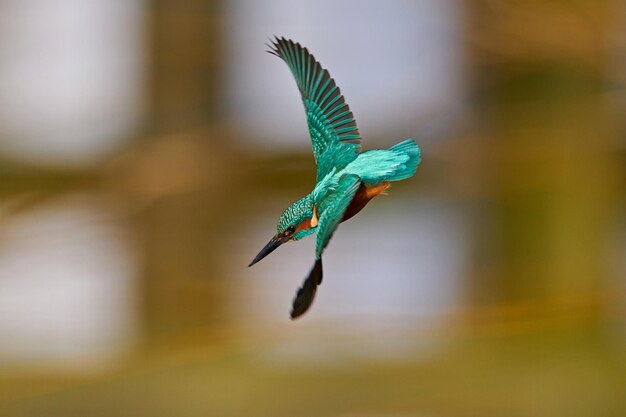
left=0, top=1, right=625, bottom=416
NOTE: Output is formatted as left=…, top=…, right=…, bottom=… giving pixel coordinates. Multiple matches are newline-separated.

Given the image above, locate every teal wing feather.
left=314, top=174, right=361, bottom=259
left=268, top=37, right=361, bottom=180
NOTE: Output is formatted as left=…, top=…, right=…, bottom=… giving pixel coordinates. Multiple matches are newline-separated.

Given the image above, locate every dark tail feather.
left=290, top=258, right=323, bottom=319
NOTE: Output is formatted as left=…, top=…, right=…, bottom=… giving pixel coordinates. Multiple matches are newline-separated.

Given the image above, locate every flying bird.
left=249, top=37, right=421, bottom=319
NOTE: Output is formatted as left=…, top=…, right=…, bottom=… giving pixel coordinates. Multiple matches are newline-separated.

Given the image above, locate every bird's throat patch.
left=310, top=206, right=319, bottom=227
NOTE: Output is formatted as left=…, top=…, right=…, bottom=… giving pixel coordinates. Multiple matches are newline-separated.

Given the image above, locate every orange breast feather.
left=341, top=181, right=390, bottom=222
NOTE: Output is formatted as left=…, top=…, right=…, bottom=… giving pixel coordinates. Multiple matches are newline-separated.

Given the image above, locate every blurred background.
left=0, top=1, right=625, bottom=416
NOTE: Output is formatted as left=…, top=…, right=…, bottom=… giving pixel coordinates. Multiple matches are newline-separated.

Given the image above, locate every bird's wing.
left=290, top=258, right=322, bottom=319
left=268, top=37, right=361, bottom=179
left=314, top=174, right=361, bottom=259
left=290, top=174, right=360, bottom=319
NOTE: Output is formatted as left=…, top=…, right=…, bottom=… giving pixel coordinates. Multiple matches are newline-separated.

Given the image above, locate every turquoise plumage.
left=249, top=37, right=422, bottom=319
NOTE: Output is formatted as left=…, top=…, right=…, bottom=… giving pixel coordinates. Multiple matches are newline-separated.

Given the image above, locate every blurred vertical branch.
left=148, top=0, right=224, bottom=134
left=465, top=1, right=624, bottom=310
left=139, top=0, right=226, bottom=338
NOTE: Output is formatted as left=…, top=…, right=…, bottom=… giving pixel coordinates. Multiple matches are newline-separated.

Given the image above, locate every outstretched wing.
left=315, top=174, right=361, bottom=259
left=268, top=37, right=361, bottom=177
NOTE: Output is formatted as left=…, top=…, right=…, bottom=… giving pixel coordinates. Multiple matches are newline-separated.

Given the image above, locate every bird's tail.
left=386, top=139, right=422, bottom=181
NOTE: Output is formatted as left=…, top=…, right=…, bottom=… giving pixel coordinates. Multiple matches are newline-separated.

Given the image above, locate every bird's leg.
left=290, top=258, right=323, bottom=319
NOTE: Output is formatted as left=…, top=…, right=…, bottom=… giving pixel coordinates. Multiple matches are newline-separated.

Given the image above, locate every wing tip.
left=265, top=36, right=312, bottom=61
left=289, top=258, right=323, bottom=320
left=265, top=35, right=280, bottom=56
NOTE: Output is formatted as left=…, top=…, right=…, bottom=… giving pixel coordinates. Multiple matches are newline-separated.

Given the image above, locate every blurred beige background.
left=0, top=1, right=624, bottom=416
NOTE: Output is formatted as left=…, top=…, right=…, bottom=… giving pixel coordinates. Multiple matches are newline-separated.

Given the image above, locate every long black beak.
left=248, top=235, right=286, bottom=267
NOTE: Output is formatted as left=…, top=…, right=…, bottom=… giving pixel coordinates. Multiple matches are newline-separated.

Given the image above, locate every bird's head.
left=249, top=194, right=317, bottom=267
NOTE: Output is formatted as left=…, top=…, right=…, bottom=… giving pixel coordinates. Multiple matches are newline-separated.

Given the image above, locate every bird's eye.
left=285, top=226, right=296, bottom=235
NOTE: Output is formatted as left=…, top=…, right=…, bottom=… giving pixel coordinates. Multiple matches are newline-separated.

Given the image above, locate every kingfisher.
left=249, top=37, right=421, bottom=319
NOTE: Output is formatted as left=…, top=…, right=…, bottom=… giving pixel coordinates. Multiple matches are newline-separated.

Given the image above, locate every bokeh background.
left=0, top=1, right=625, bottom=416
